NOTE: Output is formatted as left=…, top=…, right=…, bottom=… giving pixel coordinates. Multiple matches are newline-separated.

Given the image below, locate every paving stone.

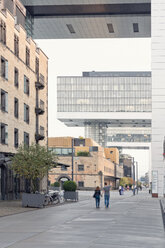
left=0, top=190, right=164, bottom=248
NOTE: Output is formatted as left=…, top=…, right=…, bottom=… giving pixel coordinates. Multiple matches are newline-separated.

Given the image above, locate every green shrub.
left=63, top=181, right=77, bottom=192
left=77, top=151, right=89, bottom=157
left=54, top=182, right=60, bottom=187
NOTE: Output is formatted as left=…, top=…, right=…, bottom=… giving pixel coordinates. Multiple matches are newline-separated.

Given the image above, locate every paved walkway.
left=0, top=190, right=164, bottom=248
left=0, top=201, right=36, bottom=217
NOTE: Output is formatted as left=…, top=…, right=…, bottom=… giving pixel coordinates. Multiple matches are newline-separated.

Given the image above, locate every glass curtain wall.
left=57, top=76, right=151, bottom=113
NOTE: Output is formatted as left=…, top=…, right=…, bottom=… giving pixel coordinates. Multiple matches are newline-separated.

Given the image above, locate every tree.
left=11, top=144, right=57, bottom=193
left=119, top=177, right=133, bottom=187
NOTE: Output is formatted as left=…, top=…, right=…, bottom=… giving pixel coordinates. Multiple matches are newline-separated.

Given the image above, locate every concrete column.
left=152, top=1, right=165, bottom=197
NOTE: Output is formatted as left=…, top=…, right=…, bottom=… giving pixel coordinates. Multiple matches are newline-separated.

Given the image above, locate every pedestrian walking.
left=121, top=186, right=124, bottom=195
left=93, top=186, right=101, bottom=208
left=119, top=185, right=122, bottom=195
left=103, top=182, right=111, bottom=208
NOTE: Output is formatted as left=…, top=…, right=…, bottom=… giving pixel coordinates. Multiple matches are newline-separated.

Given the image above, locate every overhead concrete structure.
left=21, top=0, right=151, bottom=39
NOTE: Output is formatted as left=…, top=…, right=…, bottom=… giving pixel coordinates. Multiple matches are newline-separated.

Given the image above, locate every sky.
left=35, top=38, right=151, bottom=177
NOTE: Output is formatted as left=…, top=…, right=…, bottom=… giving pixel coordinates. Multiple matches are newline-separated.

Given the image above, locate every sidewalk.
left=0, top=200, right=36, bottom=217
left=0, top=190, right=164, bottom=248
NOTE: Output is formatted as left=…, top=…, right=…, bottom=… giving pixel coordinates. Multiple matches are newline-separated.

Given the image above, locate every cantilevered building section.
left=57, top=71, right=151, bottom=148
left=20, top=0, right=151, bottom=39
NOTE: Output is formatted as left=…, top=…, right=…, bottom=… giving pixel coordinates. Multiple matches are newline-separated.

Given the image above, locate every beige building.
left=48, top=137, right=123, bottom=189
left=0, top=1, right=48, bottom=200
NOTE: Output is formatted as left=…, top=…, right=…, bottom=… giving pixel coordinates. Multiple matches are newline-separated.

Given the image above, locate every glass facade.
left=108, top=134, right=151, bottom=143
left=57, top=76, right=151, bottom=112
left=85, top=123, right=107, bottom=147
left=49, top=147, right=74, bottom=156
left=107, top=127, right=151, bottom=143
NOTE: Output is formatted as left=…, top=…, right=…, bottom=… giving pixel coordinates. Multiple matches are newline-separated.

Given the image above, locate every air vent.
left=133, top=23, right=139, bottom=32
left=66, top=24, right=75, bottom=34
left=107, top=23, right=114, bottom=33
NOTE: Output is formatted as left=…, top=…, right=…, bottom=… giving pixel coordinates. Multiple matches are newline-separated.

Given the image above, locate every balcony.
left=35, top=126, right=45, bottom=141
left=35, top=73, right=45, bottom=89
left=35, top=100, right=45, bottom=115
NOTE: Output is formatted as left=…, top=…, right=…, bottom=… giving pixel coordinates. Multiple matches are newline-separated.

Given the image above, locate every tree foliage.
left=11, top=144, right=57, bottom=192
left=119, top=177, right=134, bottom=187
left=77, top=151, right=89, bottom=157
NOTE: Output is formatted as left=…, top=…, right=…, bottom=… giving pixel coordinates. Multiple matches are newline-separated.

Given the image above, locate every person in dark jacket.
left=93, top=186, right=101, bottom=208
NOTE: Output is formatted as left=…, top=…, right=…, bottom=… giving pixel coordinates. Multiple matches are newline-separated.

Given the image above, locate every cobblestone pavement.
left=0, top=190, right=164, bottom=248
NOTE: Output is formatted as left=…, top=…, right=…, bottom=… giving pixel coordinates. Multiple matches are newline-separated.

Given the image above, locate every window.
left=14, top=128, right=18, bottom=148
left=14, top=98, right=19, bottom=118
left=40, top=126, right=44, bottom=136
left=1, top=90, right=8, bottom=112
left=14, top=34, right=19, bottom=57
left=1, top=123, right=8, bottom=144
left=110, top=151, right=113, bottom=154
left=107, top=23, right=114, bottom=33
left=35, top=57, right=39, bottom=82
left=0, top=20, right=6, bottom=45
left=1, top=57, right=8, bottom=80
left=61, top=165, right=67, bottom=171
left=78, top=181, right=84, bottom=187
left=24, top=75, right=29, bottom=95
left=78, top=164, right=84, bottom=171
left=66, top=24, right=75, bottom=33
left=35, top=57, right=39, bottom=77
left=26, top=46, right=30, bottom=66
left=133, top=23, right=139, bottom=33
left=14, top=68, right=19, bottom=87
left=24, top=103, right=29, bottom=123
left=24, top=132, right=29, bottom=146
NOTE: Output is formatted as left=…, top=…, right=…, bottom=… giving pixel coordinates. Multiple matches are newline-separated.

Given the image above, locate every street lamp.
left=71, top=138, right=74, bottom=181
left=132, top=157, right=135, bottom=195
left=136, top=161, right=138, bottom=194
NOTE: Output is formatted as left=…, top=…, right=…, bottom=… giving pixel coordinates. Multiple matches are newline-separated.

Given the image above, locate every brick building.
left=0, top=0, right=48, bottom=200
left=48, top=137, right=123, bottom=189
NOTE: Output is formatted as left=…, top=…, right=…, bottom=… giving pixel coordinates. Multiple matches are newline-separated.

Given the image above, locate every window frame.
left=78, top=181, right=84, bottom=187
left=14, top=67, right=19, bottom=88
left=14, top=128, right=19, bottom=148
left=14, top=34, right=19, bottom=57
left=1, top=123, right=8, bottom=145
left=26, top=46, right=30, bottom=67
left=1, top=89, right=8, bottom=112
left=0, top=19, right=6, bottom=45
left=14, top=97, right=19, bottom=118
left=1, top=56, right=8, bottom=80
left=24, top=75, right=30, bottom=96
left=78, top=164, right=84, bottom=171
left=24, top=103, right=29, bottom=124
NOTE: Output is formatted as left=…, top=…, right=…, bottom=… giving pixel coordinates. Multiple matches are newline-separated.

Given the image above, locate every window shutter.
left=5, top=60, right=8, bottom=80
left=5, top=125, right=8, bottom=144
left=5, top=93, right=8, bottom=112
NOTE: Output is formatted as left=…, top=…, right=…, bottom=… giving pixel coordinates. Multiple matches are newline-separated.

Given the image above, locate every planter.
left=64, top=191, right=78, bottom=201
left=22, top=193, right=45, bottom=208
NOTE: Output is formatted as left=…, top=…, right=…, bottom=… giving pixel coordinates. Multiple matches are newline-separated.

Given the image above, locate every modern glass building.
left=57, top=71, right=152, bottom=148
left=58, top=72, right=151, bottom=113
